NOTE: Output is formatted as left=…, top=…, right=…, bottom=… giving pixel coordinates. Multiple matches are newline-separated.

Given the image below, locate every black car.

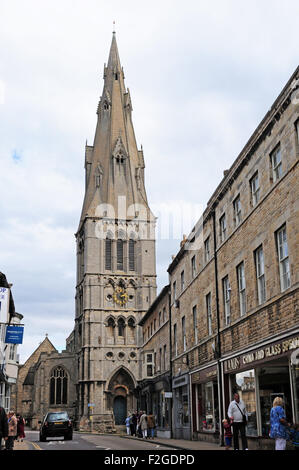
left=39, top=411, right=73, bottom=441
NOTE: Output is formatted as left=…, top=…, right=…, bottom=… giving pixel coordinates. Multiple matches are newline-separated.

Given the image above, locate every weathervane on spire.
left=113, top=21, right=116, bottom=34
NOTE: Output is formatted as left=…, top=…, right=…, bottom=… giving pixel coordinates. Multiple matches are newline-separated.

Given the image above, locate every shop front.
left=191, top=363, right=220, bottom=444
left=152, top=376, right=171, bottom=438
left=221, top=332, right=299, bottom=449
left=172, top=373, right=191, bottom=440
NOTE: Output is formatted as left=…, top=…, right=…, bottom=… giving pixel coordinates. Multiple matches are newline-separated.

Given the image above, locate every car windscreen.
left=47, top=412, right=69, bottom=422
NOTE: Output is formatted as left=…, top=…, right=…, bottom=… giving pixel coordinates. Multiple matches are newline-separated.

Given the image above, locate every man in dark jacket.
left=0, top=406, right=8, bottom=450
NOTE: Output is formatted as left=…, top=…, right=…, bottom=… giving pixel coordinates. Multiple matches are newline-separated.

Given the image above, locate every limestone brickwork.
left=168, top=66, right=299, bottom=446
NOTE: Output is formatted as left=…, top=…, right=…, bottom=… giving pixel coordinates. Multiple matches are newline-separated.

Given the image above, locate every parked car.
left=39, top=411, right=73, bottom=441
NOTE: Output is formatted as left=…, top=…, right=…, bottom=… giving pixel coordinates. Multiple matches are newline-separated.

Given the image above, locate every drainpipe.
left=168, top=287, right=173, bottom=439
left=212, top=209, right=224, bottom=447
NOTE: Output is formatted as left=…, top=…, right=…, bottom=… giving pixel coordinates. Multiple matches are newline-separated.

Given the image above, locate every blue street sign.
left=5, top=325, right=24, bottom=344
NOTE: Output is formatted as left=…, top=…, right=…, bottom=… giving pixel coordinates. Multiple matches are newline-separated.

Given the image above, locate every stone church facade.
left=15, top=33, right=156, bottom=432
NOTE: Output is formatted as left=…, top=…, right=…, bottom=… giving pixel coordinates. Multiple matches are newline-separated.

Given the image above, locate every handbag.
left=236, top=403, right=247, bottom=424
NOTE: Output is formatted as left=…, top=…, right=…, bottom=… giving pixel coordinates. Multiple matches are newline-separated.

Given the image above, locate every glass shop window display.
left=231, top=370, right=258, bottom=436
left=198, top=381, right=219, bottom=432
left=258, top=365, right=292, bottom=437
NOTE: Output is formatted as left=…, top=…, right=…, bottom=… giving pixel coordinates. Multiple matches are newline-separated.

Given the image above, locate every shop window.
left=231, top=370, right=257, bottom=437
left=291, top=360, right=299, bottom=424
left=258, top=365, right=292, bottom=437
left=197, top=381, right=219, bottom=433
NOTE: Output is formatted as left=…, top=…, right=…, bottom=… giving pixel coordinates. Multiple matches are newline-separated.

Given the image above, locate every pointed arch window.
left=50, top=366, right=68, bottom=405
left=105, top=235, right=113, bottom=270
left=117, top=239, right=124, bottom=270
left=118, top=318, right=125, bottom=337
left=129, top=238, right=135, bottom=271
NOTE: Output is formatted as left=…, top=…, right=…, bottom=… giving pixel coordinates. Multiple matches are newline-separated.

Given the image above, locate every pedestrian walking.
left=289, top=423, right=299, bottom=451
left=227, top=392, right=248, bottom=450
left=222, top=418, right=233, bottom=450
left=269, top=396, right=290, bottom=450
left=130, top=413, right=137, bottom=436
left=5, top=411, right=17, bottom=451
left=125, top=415, right=131, bottom=435
left=16, top=414, right=26, bottom=442
left=0, top=406, right=8, bottom=451
left=136, top=411, right=143, bottom=438
left=139, top=411, right=148, bottom=439
left=147, top=412, right=156, bottom=439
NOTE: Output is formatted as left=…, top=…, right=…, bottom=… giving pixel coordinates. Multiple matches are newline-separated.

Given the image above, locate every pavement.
left=11, top=433, right=224, bottom=451
left=120, top=434, right=225, bottom=451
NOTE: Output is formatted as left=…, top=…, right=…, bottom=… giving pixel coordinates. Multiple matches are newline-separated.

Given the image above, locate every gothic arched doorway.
left=107, top=367, right=136, bottom=425
left=113, top=396, right=127, bottom=425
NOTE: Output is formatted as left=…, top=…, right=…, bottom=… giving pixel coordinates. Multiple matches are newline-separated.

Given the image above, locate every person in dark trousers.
left=130, top=413, right=137, bottom=436
left=0, top=407, right=8, bottom=451
left=228, top=393, right=248, bottom=450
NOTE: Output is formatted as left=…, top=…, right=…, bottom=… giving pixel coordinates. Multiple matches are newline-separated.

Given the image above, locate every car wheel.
left=65, top=433, right=73, bottom=441
left=39, top=434, right=46, bottom=442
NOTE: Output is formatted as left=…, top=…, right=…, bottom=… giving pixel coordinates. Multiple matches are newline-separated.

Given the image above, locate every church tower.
left=74, top=33, right=156, bottom=431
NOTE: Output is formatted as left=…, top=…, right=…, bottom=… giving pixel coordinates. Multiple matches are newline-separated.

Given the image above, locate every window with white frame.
left=223, top=276, right=231, bottom=325
left=255, top=246, right=266, bottom=305
left=191, top=255, right=196, bottom=278
left=173, top=324, right=177, bottom=356
left=250, top=172, right=260, bottom=206
left=173, top=281, right=176, bottom=302
left=182, top=316, right=186, bottom=352
left=233, top=195, right=242, bottom=226
left=193, top=305, right=198, bottom=344
left=276, top=225, right=291, bottom=291
left=206, top=293, right=212, bottom=335
left=219, top=214, right=227, bottom=242
left=237, top=262, right=246, bottom=316
left=181, top=270, right=185, bottom=291
left=146, top=353, right=153, bottom=377
left=9, top=344, right=17, bottom=361
left=271, top=145, right=282, bottom=182
left=204, top=237, right=211, bottom=263
left=163, top=345, right=167, bottom=371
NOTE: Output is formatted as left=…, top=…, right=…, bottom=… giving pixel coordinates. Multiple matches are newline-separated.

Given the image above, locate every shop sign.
left=191, top=365, right=218, bottom=384
left=224, top=335, right=299, bottom=373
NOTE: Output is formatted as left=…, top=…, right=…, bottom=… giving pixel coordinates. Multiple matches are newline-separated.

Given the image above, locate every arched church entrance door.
left=113, top=396, right=127, bottom=425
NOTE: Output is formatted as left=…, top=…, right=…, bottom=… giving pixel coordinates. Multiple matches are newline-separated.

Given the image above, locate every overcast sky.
left=0, top=0, right=298, bottom=363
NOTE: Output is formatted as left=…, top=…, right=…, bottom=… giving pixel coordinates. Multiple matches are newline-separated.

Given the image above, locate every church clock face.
left=113, top=287, right=128, bottom=306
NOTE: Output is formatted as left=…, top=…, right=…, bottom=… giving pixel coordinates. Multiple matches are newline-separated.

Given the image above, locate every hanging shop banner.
left=5, top=325, right=24, bottom=344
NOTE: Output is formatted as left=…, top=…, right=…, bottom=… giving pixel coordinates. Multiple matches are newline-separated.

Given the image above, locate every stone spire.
left=78, top=34, right=151, bottom=231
